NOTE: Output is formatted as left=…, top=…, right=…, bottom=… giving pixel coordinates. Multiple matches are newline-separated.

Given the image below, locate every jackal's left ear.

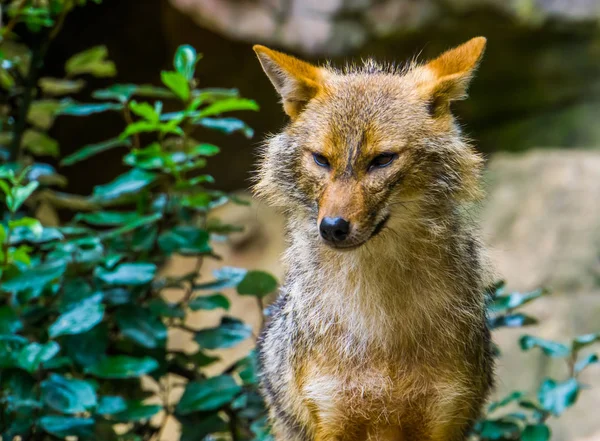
left=253, top=45, right=323, bottom=119
left=416, top=37, right=486, bottom=115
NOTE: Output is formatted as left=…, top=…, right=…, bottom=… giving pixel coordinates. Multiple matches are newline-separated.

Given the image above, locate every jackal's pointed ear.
left=253, top=45, right=323, bottom=119
left=416, top=37, right=486, bottom=115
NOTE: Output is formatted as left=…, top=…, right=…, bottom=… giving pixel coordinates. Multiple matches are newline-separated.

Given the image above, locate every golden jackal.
left=253, top=37, right=494, bottom=441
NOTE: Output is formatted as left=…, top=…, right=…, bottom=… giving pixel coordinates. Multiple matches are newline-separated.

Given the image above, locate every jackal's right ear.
left=415, top=37, right=487, bottom=115
left=253, top=45, right=323, bottom=119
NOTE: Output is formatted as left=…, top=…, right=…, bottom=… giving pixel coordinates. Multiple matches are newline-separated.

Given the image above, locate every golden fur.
left=253, top=38, right=494, bottom=441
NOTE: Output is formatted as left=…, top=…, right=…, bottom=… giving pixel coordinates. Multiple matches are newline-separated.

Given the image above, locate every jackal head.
left=253, top=38, right=486, bottom=251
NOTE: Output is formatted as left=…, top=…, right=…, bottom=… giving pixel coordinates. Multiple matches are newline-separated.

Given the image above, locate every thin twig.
left=0, top=0, right=27, bottom=40
left=151, top=379, right=171, bottom=441
left=123, top=103, right=141, bottom=149
left=224, top=407, right=240, bottom=441
left=8, top=35, right=42, bottom=160
left=48, top=0, right=72, bottom=40
left=7, top=0, right=74, bottom=160
left=256, top=296, right=265, bottom=332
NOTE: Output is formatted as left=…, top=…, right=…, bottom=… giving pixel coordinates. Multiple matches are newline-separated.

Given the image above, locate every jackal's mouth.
left=326, top=214, right=390, bottom=251
left=370, top=214, right=390, bottom=239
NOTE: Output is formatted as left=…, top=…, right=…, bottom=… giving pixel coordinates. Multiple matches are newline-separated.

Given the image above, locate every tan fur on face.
left=254, top=37, right=494, bottom=441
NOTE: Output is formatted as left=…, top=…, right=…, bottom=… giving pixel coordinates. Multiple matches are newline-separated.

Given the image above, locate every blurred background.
left=3, top=0, right=600, bottom=440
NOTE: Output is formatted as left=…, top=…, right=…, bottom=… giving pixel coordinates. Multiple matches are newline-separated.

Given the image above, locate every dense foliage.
left=0, top=2, right=598, bottom=441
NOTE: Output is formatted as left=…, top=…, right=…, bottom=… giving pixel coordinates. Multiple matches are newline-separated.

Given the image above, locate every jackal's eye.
left=369, top=153, right=396, bottom=171
left=312, top=153, right=330, bottom=169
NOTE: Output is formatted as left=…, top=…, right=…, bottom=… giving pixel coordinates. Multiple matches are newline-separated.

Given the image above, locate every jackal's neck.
left=282, top=215, right=485, bottom=354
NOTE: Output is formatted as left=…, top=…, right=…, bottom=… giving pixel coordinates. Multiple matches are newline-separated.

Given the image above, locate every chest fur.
left=298, top=357, right=474, bottom=428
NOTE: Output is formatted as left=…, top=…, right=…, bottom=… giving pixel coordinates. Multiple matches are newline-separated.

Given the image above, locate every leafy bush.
left=1, top=2, right=274, bottom=440
left=0, top=2, right=598, bottom=441
left=475, top=283, right=599, bottom=441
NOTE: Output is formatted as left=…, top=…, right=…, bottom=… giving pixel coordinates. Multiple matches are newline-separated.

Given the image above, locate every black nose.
left=319, top=217, right=350, bottom=242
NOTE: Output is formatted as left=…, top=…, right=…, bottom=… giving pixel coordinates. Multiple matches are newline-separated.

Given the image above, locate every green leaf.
left=75, top=210, right=139, bottom=226
left=179, top=414, right=228, bottom=441
left=27, top=99, right=62, bottom=129
left=148, top=298, right=185, bottom=318
left=64, top=325, right=108, bottom=367
left=124, top=143, right=171, bottom=170
left=65, top=45, right=117, bottom=77
left=129, top=100, right=159, bottom=123
left=572, top=333, right=600, bottom=351
left=86, top=356, right=158, bottom=379
left=189, top=293, right=230, bottom=311
left=176, top=375, right=241, bottom=415
left=0, top=67, right=15, bottom=90
left=1, top=260, right=66, bottom=293
left=97, top=396, right=127, bottom=415
left=120, top=120, right=183, bottom=139
left=116, top=306, right=167, bottom=349
left=0, top=335, right=28, bottom=368
left=185, top=175, right=215, bottom=186
left=95, top=262, right=156, bottom=286
left=488, top=313, right=537, bottom=329
left=519, top=335, right=570, bottom=358
left=518, top=399, right=544, bottom=411
left=522, top=424, right=551, bottom=441
left=39, top=416, right=94, bottom=438
left=0, top=306, right=23, bottom=334
left=477, top=419, right=520, bottom=440
left=93, top=83, right=175, bottom=102
left=43, top=356, right=72, bottom=370
left=18, top=341, right=60, bottom=373
left=49, top=293, right=105, bottom=337
left=27, top=163, right=66, bottom=186
left=195, top=98, right=259, bottom=119
left=10, top=225, right=64, bottom=244
left=489, top=289, right=545, bottom=312
left=9, top=217, right=42, bottom=236
left=193, top=87, right=240, bottom=102
left=487, top=391, right=524, bottom=413
left=194, top=266, right=247, bottom=291
left=0, top=369, right=39, bottom=415
left=189, top=351, right=220, bottom=367
left=174, top=44, right=199, bottom=81
left=180, top=192, right=211, bottom=210
left=236, top=350, right=259, bottom=385
left=47, top=236, right=104, bottom=266
left=113, top=401, right=162, bottom=422
left=92, top=84, right=138, bottom=102
left=100, top=213, right=162, bottom=239
left=21, top=129, right=59, bottom=157
left=575, top=353, right=599, bottom=374
left=5, top=180, right=38, bottom=213
left=251, top=416, right=273, bottom=441
left=191, top=143, right=220, bottom=156
left=58, top=102, right=123, bottom=116
left=41, top=373, right=97, bottom=414
left=39, top=77, right=85, bottom=96
left=196, top=117, right=254, bottom=138
left=103, top=287, right=131, bottom=305
left=538, top=378, right=580, bottom=416
left=194, top=316, right=252, bottom=350
left=161, top=71, right=190, bottom=101
left=237, top=271, right=278, bottom=298
left=92, top=168, right=157, bottom=202
left=61, top=138, right=131, bottom=166
left=158, top=226, right=211, bottom=255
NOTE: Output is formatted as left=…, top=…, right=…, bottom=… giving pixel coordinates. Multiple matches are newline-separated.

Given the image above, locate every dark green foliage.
left=1, top=3, right=598, bottom=441
left=1, top=4, right=270, bottom=439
